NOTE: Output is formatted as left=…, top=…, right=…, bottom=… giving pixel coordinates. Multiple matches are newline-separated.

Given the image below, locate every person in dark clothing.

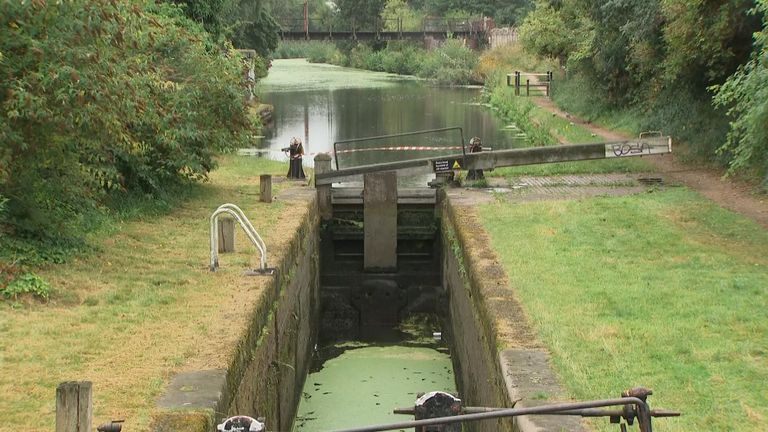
left=465, top=136, right=484, bottom=180
left=284, top=137, right=306, bottom=179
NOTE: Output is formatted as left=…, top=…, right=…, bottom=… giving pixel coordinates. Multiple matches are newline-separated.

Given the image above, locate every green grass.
left=0, top=155, right=295, bottom=432
left=493, top=158, right=653, bottom=178
left=477, top=188, right=768, bottom=431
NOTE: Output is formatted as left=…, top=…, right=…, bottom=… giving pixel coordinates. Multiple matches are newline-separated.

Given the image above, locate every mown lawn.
left=477, top=188, right=768, bottom=431
left=0, top=156, right=298, bottom=432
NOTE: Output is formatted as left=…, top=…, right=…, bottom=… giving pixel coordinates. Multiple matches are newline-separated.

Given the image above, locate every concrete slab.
left=364, top=171, right=398, bottom=272
left=499, top=350, right=585, bottom=432
left=157, top=369, right=227, bottom=410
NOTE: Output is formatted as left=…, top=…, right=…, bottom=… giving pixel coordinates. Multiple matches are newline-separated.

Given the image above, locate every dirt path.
left=534, top=97, right=768, bottom=228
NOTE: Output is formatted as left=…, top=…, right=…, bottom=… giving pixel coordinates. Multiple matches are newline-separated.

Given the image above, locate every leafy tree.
left=335, top=0, right=388, bottom=28
left=382, top=0, right=425, bottom=30
left=171, top=0, right=232, bottom=37
left=424, top=0, right=534, bottom=25
left=663, top=0, right=761, bottom=86
left=518, top=1, right=591, bottom=67
left=225, top=0, right=280, bottom=55
left=713, top=0, right=768, bottom=181
left=0, top=0, right=252, bottom=245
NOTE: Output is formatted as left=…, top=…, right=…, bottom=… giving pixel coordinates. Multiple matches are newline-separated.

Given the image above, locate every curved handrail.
left=210, top=204, right=267, bottom=271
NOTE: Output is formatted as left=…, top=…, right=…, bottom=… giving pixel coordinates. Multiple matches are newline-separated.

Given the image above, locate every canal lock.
left=279, top=183, right=515, bottom=432
left=298, top=186, right=454, bottom=431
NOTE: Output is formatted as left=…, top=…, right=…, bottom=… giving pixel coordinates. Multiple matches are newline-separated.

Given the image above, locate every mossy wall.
left=441, top=202, right=515, bottom=432
left=152, top=196, right=320, bottom=432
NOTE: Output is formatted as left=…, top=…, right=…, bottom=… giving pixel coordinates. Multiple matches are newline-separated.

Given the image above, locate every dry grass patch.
left=0, top=156, right=311, bottom=431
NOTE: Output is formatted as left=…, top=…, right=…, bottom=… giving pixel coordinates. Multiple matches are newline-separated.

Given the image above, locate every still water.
left=257, top=59, right=521, bottom=170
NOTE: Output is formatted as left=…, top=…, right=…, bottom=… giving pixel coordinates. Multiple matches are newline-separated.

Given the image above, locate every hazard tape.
left=335, top=146, right=464, bottom=154
left=238, top=146, right=465, bottom=157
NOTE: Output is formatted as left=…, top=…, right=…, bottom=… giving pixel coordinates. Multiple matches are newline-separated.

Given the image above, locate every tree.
left=662, top=0, right=762, bottom=86
left=713, top=0, right=768, bottom=180
left=225, top=0, right=280, bottom=55
left=0, top=0, right=252, bottom=244
left=335, top=0, right=387, bottom=28
left=381, top=0, right=424, bottom=30
left=424, top=0, right=534, bottom=25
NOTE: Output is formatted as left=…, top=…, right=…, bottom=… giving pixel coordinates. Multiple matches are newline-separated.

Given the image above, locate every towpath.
left=534, top=97, right=768, bottom=228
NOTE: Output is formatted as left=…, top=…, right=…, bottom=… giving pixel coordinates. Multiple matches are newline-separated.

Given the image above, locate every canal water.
left=257, top=59, right=522, bottom=170
left=294, top=341, right=455, bottom=431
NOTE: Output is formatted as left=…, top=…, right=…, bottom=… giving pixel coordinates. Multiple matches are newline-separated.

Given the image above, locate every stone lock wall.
left=153, top=193, right=320, bottom=432
left=441, top=192, right=584, bottom=432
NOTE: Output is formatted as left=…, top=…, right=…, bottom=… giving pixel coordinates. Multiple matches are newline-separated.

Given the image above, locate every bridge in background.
left=278, top=17, right=491, bottom=42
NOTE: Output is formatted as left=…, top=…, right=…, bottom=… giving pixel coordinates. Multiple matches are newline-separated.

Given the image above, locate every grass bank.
left=476, top=46, right=654, bottom=177
left=477, top=188, right=768, bottom=431
left=0, top=156, right=298, bottom=431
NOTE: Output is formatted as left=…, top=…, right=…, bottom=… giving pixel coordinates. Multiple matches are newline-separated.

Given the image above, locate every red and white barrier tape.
left=238, top=146, right=464, bottom=157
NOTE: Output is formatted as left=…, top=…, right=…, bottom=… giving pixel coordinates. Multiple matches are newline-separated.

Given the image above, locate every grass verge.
left=476, top=188, right=768, bottom=431
left=0, top=155, right=298, bottom=432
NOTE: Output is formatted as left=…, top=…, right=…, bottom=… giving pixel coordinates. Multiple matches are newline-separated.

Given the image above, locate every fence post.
left=260, top=174, right=273, bottom=203
left=314, top=153, right=333, bottom=220
left=56, top=381, right=92, bottom=432
left=526, top=79, right=530, bottom=96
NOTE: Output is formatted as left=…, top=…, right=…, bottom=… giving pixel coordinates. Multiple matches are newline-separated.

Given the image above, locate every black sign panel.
left=432, top=158, right=464, bottom=173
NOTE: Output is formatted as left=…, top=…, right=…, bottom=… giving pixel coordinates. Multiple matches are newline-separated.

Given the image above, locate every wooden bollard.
left=56, top=381, right=92, bottom=432
left=314, top=154, right=332, bottom=220
left=260, top=174, right=272, bottom=203
left=218, top=217, right=236, bottom=253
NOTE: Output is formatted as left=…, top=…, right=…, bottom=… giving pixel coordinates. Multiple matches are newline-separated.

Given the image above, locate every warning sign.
left=433, top=158, right=464, bottom=173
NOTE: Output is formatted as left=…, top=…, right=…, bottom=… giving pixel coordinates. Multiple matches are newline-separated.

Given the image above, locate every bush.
left=379, top=42, right=422, bottom=75
left=273, top=40, right=344, bottom=64
left=418, top=39, right=479, bottom=85
left=1, top=272, right=51, bottom=302
left=713, top=0, right=768, bottom=184
left=0, top=1, right=254, bottom=257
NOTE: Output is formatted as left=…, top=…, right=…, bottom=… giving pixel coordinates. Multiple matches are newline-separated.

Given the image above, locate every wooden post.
left=218, top=217, right=235, bottom=253
left=260, top=174, right=273, bottom=203
left=56, top=381, right=92, bottom=432
left=526, top=78, right=530, bottom=96
left=314, top=153, right=333, bottom=220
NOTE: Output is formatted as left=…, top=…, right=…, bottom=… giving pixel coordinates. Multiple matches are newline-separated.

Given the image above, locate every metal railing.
left=278, top=16, right=486, bottom=38
left=209, top=203, right=267, bottom=272
left=334, top=395, right=677, bottom=432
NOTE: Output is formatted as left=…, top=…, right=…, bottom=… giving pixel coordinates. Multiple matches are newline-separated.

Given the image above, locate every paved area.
left=453, top=173, right=667, bottom=204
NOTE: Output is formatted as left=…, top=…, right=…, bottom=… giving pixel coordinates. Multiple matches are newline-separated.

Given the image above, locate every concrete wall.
left=441, top=194, right=584, bottom=432
left=153, top=194, right=320, bottom=432
left=442, top=216, right=514, bottom=432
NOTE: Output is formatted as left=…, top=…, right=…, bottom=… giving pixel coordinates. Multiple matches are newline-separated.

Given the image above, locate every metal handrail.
left=210, top=204, right=267, bottom=271
left=332, top=396, right=657, bottom=432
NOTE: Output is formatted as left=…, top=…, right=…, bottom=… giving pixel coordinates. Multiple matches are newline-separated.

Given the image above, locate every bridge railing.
left=278, top=16, right=483, bottom=37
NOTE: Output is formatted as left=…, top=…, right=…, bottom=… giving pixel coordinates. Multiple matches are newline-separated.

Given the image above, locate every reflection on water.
left=257, top=59, right=522, bottom=175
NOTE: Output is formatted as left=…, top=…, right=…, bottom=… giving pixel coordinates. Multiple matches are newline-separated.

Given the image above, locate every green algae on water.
left=259, top=59, right=418, bottom=92
left=293, top=345, right=455, bottom=431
